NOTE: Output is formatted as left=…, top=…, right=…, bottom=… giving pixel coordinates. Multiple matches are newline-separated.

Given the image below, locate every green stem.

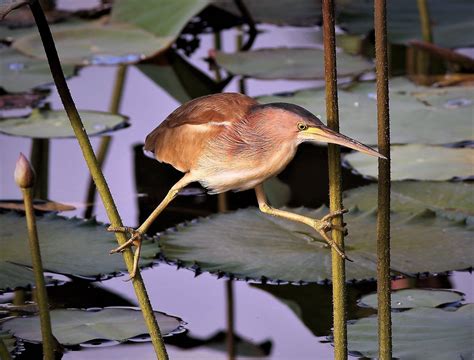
left=374, top=0, right=392, bottom=359
left=28, top=2, right=168, bottom=358
left=415, top=0, right=432, bottom=79
left=21, top=187, right=55, bottom=360
left=322, top=0, right=347, bottom=358
left=30, top=138, right=49, bottom=200
left=213, top=32, right=223, bottom=82
left=84, top=65, right=127, bottom=219
left=225, top=279, right=235, bottom=360
left=0, top=338, right=12, bottom=360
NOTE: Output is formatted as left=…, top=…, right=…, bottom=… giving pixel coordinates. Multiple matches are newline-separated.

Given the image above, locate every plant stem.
left=374, top=0, right=392, bottom=359
left=84, top=65, right=127, bottom=219
left=417, top=0, right=433, bottom=43
left=225, top=279, right=236, bottom=360
left=30, top=138, right=49, bottom=200
left=21, top=187, right=55, bottom=360
left=322, top=0, right=347, bottom=359
left=0, top=338, right=12, bottom=360
left=28, top=2, right=168, bottom=358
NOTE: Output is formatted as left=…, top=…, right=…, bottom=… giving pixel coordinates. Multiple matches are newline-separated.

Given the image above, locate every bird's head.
left=252, top=102, right=385, bottom=158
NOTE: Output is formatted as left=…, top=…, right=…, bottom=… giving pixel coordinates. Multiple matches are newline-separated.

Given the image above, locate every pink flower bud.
left=14, top=153, right=35, bottom=189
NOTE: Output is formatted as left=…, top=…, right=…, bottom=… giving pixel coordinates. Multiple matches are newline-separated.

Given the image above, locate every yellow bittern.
left=108, top=93, right=384, bottom=278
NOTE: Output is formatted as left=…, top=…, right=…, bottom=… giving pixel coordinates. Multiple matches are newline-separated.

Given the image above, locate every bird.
left=108, top=92, right=385, bottom=278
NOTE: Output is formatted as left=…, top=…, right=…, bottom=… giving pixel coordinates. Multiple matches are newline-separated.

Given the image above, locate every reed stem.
left=322, top=0, right=347, bottom=358
left=374, top=0, right=392, bottom=358
left=30, top=138, right=49, bottom=200
left=28, top=1, right=168, bottom=358
left=84, top=65, right=127, bottom=219
left=0, top=338, right=12, bottom=360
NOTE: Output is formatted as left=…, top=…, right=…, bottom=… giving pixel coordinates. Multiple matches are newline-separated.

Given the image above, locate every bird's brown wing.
left=144, top=93, right=258, bottom=173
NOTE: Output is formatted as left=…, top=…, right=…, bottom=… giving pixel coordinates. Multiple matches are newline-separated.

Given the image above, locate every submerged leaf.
left=2, top=307, right=185, bottom=345
left=345, top=145, right=473, bottom=181
left=0, top=47, right=75, bottom=93
left=257, top=78, right=474, bottom=145
left=344, top=182, right=474, bottom=223
left=360, top=289, right=463, bottom=309
left=347, top=304, right=474, bottom=359
left=157, top=206, right=472, bottom=283
left=0, top=212, right=158, bottom=291
left=0, top=108, right=128, bottom=138
left=215, top=48, right=373, bottom=80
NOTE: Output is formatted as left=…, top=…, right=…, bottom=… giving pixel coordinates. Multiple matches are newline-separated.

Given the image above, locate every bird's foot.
left=107, top=226, right=143, bottom=280
left=312, top=209, right=352, bottom=261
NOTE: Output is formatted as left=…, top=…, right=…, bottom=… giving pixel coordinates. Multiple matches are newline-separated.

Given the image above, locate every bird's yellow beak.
left=301, top=126, right=386, bottom=158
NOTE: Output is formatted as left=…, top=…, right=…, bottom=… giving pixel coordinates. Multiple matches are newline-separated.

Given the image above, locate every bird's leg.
left=254, top=185, right=350, bottom=260
left=107, top=173, right=193, bottom=278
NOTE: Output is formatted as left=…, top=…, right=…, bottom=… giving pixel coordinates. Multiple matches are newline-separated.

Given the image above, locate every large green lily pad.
left=0, top=108, right=128, bottom=138
left=347, top=304, right=474, bottom=359
left=13, top=23, right=173, bottom=66
left=215, top=48, right=373, bottom=80
left=360, top=289, right=463, bottom=309
left=257, top=78, right=474, bottom=145
left=111, top=0, right=210, bottom=38
left=157, top=206, right=472, bottom=283
left=0, top=212, right=158, bottom=291
left=345, top=145, right=473, bottom=181
left=213, top=0, right=322, bottom=26
left=336, top=0, right=474, bottom=48
left=0, top=47, right=75, bottom=93
left=2, top=307, right=184, bottom=345
left=344, top=182, right=474, bottom=223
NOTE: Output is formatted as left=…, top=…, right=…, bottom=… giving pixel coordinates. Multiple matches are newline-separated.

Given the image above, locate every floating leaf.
left=0, top=92, right=47, bottom=110
left=345, top=145, right=473, bottom=181
left=157, top=206, right=472, bottom=283
left=344, top=182, right=474, bottom=223
left=336, top=0, right=474, bottom=48
left=360, top=289, right=463, bottom=309
left=214, top=48, right=373, bottom=80
left=0, top=108, right=128, bottom=138
left=257, top=78, right=474, bottom=145
left=213, top=0, right=322, bottom=26
left=0, top=212, right=158, bottom=291
left=13, top=23, right=173, bottom=66
left=347, top=304, right=474, bottom=359
left=111, top=0, right=210, bottom=38
left=0, top=0, right=28, bottom=19
left=0, top=330, right=21, bottom=357
left=0, top=199, right=76, bottom=212
left=0, top=47, right=75, bottom=93
left=253, top=282, right=376, bottom=336
left=2, top=307, right=184, bottom=345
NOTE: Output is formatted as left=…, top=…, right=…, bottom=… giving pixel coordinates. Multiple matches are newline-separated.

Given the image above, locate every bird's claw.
left=313, top=209, right=352, bottom=262
left=107, top=226, right=143, bottom=279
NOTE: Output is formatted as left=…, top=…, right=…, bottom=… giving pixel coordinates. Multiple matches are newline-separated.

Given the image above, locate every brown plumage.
left=110, top=92, right=385, bottom=278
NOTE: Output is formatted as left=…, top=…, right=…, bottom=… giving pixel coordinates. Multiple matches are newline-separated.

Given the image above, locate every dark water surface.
left=1, top=21, right=472, bottom=360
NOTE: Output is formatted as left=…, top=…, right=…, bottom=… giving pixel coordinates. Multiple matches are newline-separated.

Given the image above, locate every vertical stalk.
left=84, top=65, right=127, bottom=218
left=415, top=0, right=432, bottom=81
left=213, top=31, right=223, bottom=82
left=28, top=2, right=168, bottom=358
left=30, top=138, right=49, bottom=199
left=374, top=0, right=392, bottom=359
left=322, top=1, right=347, bottom=359
left=0, top=338, right=12, bottom=360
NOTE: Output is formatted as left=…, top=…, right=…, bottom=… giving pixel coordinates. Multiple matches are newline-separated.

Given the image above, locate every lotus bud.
left=14, top=153, right=35, bottom=189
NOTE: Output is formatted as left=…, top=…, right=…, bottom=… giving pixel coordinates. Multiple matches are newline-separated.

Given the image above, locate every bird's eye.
left=297, top=123, right=308, bottom=131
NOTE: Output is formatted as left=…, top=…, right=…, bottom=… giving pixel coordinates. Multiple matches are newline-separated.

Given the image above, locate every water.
left=1, top=24, right=472, bottom=360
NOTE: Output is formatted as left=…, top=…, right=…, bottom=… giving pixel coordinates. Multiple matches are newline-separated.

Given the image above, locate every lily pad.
left=337, top=0, right=474, bottom=48
left=111, top=0, right=210, bottom=38
left=2, top=307, right=185, bottom=345
left=257, top=78, right=474, bottom=145
left=0, top=330, right=21, bottom=357
left=347, top=304, right=474, bottom=359
left=0, top=47, right=75, bottom=93
left=213, top=0, right=322, bottom=26
left=344, top=182, right=474, bottom=223
left=0, top=108, right=128, bottom=138
left=344, top=145, right=473, bottom=181
left=13, top=23, right=174, bottom=66
left=214, top=48, right=373, bottom=80
left=0, top=212, right=158, bottom=291
left=0, top=199, right=76, bottom=212
left=0, top=0, right=28, bottom=19
left=360, top=289, right=464, bottom=309
left=157, top=206, right=472, bottom=283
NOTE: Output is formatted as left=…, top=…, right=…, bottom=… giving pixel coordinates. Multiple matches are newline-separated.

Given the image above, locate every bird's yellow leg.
left=254, top=184, right=350, bottom=260
left=107, top=173, right=194, bottom=278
